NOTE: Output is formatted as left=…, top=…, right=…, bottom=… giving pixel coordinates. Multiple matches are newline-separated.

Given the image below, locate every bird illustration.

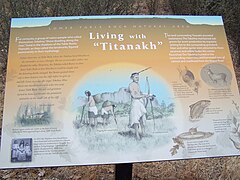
left=229, top=137, right=240, bottom=151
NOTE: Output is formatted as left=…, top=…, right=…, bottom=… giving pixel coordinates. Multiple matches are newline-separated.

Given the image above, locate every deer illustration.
left=206, top=67, right=227, bottom=84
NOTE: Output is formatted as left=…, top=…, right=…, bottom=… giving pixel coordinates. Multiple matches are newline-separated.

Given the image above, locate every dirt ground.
left=0, top=0, right=240, bottom=179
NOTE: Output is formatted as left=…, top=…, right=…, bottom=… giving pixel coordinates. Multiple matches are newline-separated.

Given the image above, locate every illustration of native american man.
left=128, top=68, right=154, bottom=140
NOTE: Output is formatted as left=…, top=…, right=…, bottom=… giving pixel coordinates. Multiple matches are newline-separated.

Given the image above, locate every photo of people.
left=11, top=138, right=32, bottom=163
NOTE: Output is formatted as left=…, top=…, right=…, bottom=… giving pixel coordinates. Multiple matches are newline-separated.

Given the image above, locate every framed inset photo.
left=11, top=138, right=32, bottom=163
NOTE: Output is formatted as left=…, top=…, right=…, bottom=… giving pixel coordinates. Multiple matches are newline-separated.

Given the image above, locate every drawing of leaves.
left=173, top=144, right=179, bottom=149
left=172, top=137, right=178, bottom=143
left=170, top=145, right=179, bottom=156
left=170, top=148, right=177, bottom=156
left=170, top=135, right=188, bottom=156
left=179, top=141, right=185, bottom=148
left=173, top=137, right=184, bottom=148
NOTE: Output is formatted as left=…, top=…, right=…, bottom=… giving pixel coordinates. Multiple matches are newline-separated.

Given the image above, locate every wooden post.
left=115, top=163, right=133, bottom=180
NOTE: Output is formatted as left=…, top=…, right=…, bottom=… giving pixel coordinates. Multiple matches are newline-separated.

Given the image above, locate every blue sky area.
left=73, top=67, right=174, bottom=105
left=11, top=15, right=223, bottom=28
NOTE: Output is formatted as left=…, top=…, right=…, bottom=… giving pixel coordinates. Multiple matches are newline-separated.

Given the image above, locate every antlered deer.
left=206, top=67, right=227, bottom=84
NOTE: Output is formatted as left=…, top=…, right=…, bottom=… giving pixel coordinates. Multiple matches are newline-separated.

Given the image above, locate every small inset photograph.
left=11, top=138, right=32, bottom=163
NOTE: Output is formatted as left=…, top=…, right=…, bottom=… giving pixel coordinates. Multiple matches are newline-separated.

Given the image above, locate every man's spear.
left=137, top=67, right=151, bottom=74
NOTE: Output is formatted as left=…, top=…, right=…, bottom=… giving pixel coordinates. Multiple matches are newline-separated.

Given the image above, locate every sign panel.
left=1, top=15, right=240, bottom=168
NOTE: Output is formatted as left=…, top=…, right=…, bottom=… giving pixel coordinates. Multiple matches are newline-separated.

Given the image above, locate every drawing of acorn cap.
left=178, top=66, right=195, bottom=83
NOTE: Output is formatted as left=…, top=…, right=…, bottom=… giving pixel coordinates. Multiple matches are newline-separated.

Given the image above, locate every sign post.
left=115, top=163, right=133, bottom=180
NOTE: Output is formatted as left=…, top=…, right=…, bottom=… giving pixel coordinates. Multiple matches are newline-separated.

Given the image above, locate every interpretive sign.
left=1, top=15, right=240, bottom=168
